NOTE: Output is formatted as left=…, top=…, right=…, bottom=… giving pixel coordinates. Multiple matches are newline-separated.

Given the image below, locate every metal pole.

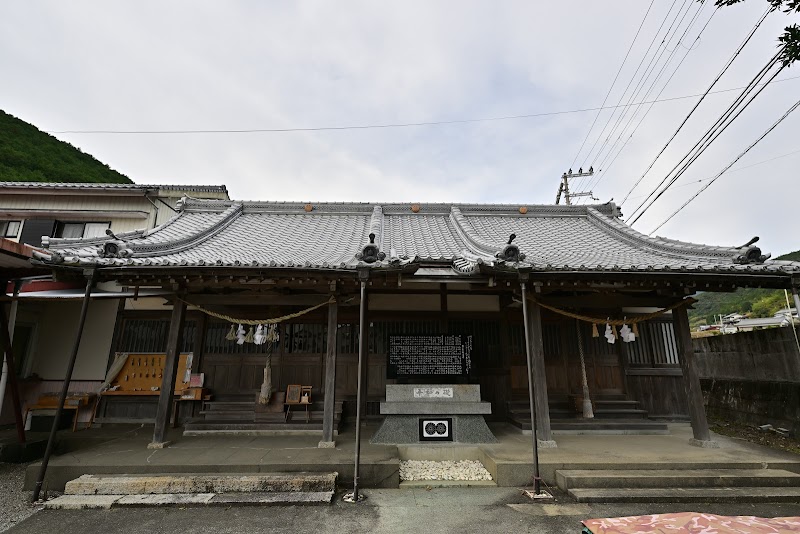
left=32, top=272, right=95, bottom=502
left=0, top=280, right=22, bottom=419
left=0, top=288, right=25, bottom=444
left=345, top=277, right=368, bottom=502
left=520, top=282, right=541, bottom=494
left=792, top=288, right=800, bottom=324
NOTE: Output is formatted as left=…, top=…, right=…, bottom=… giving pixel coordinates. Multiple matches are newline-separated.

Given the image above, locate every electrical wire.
left=43, top=76, right=800, bottom=136
left=629, top=61, right=783, bottom=225
left=648, top=95, right=800, bottom=234
left=586, top=0, right=700, bottom=176
left=627, top=51, right=783, bottom=225
left=576, top=0, right=683, bottom=181
left=624, top=146, right=800, bottom=201
left=619, top=5, right=774, bottom=207
left=580, top=5, right=718, bottom=199
left=568, top=0, right=656, bottom=170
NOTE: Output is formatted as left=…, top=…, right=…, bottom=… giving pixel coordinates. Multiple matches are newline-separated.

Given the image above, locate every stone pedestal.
left=370, top=385, right=497, bottom=444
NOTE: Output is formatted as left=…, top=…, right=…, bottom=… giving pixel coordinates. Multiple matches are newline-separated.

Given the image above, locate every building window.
left=1, top=221, right=21, bottom=238
left=55, top=221, right=111, bottom=238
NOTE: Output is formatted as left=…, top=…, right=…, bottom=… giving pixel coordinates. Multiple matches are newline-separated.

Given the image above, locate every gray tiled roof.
left=34, top=198, right=800, bottom=276
left=1, top=182, right=228, bottom=194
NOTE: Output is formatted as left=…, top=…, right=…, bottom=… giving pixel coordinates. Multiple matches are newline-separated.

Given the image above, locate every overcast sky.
left=2, top=1, right=798, bottom=256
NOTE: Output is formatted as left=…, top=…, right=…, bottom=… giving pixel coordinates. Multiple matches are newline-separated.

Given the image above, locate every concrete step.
left=202, top=401, right=254, bottom=409
left=556, top=469, right=800, bottom=490
left=511, top=418, right=669, bottom=434
left=593, top=409, right=648, bottom=419
left=594, top=400, right=640, bottom=408
left=45, top=491, right=334, bottom=509
left=568, top=486, right=800, bottom=503
left=552, top=424, right=668, bottom=435
left=183, top=421, right=327, bottom=433
left=65, top=472, right=338, bottom=495
left=198, top=410, right=255, bottom=419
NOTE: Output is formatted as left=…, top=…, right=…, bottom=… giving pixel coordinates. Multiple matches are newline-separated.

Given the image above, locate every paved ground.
left=20, top=422, right=800, bottom=491
left=6, top=488, right=800, bottom=534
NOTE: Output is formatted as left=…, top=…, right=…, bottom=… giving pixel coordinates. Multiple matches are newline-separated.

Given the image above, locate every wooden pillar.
left=0, top=298, right=25, bottom=444
left=672, top=304, right=717, bottom=447
left=525, top=296, right=555, bottom=446
left=149, top=295, right=186, bottom=448
left=320, top=296, right=338, bottom=447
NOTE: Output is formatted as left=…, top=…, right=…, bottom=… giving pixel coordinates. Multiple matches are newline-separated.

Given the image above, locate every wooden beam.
left=320, top=296, right=338, bottom=446
left=150, top=295, right=187, bottom=448
left=672, top=305, right=716, bottom=446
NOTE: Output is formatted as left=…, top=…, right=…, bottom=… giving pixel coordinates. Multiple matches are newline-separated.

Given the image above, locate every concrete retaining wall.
left=693, top=327, right=800, bottom=434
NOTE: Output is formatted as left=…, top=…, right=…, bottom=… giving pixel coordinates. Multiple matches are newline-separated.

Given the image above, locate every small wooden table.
left=25, top=394, right=96, bottom=432
left=284, top=401, right=310, bottom=422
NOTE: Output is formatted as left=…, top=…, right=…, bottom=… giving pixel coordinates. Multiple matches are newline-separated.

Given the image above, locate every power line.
left=627, top=52, right=784, bottom=225
left=581, top=5, right=718, bottom=199
left=625, top=147, right=800, bottom=201
left=580, top=2, right=712, bottom=198
left=619, top=5, right=774, bottom=207
left=585, top=0, right=698, bottom=174
left=628, top=55, right=783, bottom=224
left=576, top=0, right=683, bottom=177
left=42, top=76, right=800, bottom=136
left=649, top=95, right=800, bottom=234
left=568, top=0, right=656, bottom=170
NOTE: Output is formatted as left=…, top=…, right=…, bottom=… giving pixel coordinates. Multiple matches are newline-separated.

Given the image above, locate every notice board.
left=387, top=335, right=473, bottom=378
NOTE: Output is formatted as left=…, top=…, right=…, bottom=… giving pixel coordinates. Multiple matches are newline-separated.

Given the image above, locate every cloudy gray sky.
left=2, top=1, right=798, bottom=255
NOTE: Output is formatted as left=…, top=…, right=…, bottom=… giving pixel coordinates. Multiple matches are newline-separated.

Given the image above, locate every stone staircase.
left=507, top=394, right=669, bottom=434
left=556, top=467, right=800, bottom=503
left=183, top=393, right=343, bottom=435
left=44, top=472, right=338, bottom=509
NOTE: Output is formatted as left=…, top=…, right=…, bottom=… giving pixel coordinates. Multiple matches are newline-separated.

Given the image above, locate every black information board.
left=387, top=335, right=473, bottom=378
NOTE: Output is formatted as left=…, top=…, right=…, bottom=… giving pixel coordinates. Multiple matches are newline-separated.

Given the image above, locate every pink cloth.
left=583, top=512, right=800, bottom=533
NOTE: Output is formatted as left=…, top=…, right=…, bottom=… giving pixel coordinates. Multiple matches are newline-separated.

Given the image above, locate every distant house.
left=1, top=182, right=229, bottom=247
left=720, top=307, right=798, bottom=334
left=0, top=182, right=229, bottom=427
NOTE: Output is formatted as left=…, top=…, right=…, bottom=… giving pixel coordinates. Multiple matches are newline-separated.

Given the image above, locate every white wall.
left=31, top=299, right=119, bottom=380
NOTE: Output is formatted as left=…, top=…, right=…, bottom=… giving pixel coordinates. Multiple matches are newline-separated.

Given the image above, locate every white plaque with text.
left=414, top=387, right=454, bottom=399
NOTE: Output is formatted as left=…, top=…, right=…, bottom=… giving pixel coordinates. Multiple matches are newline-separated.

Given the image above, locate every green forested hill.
left=689, top=250, right=800, bottom=326
left=0, top=110, right=131, bottom=183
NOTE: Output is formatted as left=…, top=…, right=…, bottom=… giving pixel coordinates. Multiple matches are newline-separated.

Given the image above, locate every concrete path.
left=23, top=422, right=800, bottom=491
left=8, top=488, right=800, bottom=534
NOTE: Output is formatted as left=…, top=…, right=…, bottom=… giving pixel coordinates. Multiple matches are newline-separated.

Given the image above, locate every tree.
left=711, top=0, right=800, bottom=66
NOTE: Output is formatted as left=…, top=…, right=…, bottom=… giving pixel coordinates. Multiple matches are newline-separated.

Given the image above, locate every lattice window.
left=202, top=321, right=275, bottom=354
left=118, top=318, right=196, bottom=353
left=448, top=319, right=501, bottom=366
left=625, top=320, right=679, bottom=367
left=284, top=323, right=326, bottom=354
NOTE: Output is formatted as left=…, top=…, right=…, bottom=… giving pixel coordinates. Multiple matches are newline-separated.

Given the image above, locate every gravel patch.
left=0, top=462, right=39, bottom=532
left=399, top=460, right=492, bottom=481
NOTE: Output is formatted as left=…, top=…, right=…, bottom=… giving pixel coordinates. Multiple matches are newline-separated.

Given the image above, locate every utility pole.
left=555, top=167, right=597, bottom=205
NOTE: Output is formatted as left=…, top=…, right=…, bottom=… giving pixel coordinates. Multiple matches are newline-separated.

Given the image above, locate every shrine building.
left=27, top=197, right=800, bottom=449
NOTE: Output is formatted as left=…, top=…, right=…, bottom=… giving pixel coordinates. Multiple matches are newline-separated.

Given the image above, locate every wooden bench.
left=25, top=394, right=95, bottom=432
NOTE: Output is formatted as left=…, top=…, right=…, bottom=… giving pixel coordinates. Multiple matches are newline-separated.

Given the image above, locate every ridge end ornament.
left=733, top=236, right=771, bottom=265
left=356, top=232, right=386, bottom=264
left=96, top=228, right=132, bottom=259
left=496, top=233, right=525, bottom=263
